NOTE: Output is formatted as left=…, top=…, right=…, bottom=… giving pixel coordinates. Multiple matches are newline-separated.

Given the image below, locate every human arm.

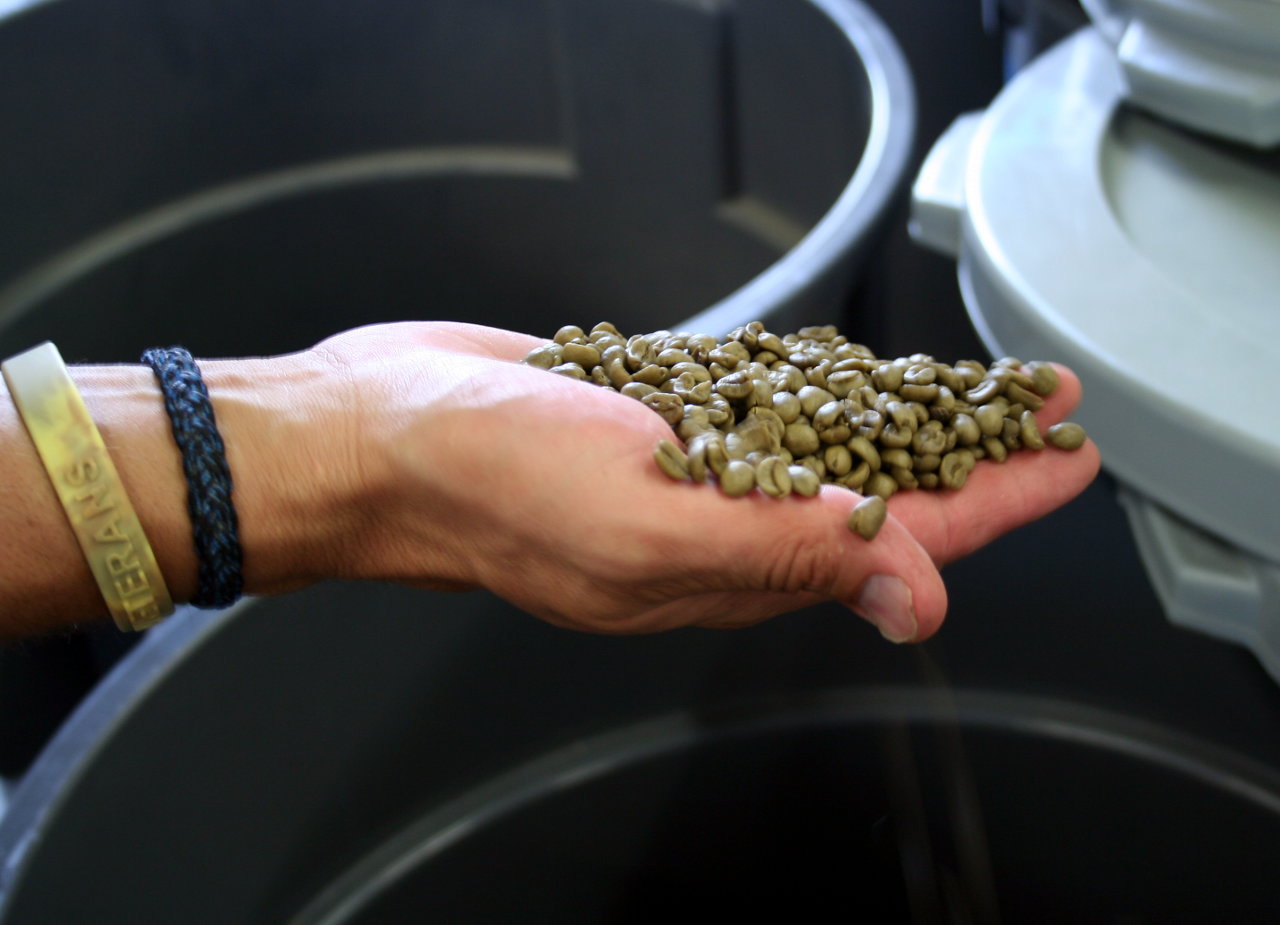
left=0, top=321, right=1100, bottom=642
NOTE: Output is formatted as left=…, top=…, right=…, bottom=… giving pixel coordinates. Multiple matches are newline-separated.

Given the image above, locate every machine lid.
left=1082, top=0, right=1280, bottom=147
left=911, top=26, right=1280, bottom=564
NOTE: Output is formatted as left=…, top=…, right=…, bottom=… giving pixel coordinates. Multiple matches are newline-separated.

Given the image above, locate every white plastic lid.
left=911, top=25, right=1280, bottom=677
left=1081, top=0, right=1280, bottom=147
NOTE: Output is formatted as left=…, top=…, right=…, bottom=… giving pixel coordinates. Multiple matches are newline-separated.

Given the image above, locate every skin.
left=0, top=321, right=1100, bottom=642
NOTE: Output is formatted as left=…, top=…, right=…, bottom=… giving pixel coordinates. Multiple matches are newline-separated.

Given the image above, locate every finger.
left=425, top=322, right=547, bottom=362
left=661, top=483, right=950, bottom=642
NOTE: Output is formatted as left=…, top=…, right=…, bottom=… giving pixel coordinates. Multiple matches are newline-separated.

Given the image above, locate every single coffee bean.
left=550, top=362, right=587, bottom=379
left=755, top=456, right=793, bottom=498
left=863, top=471, right=899, bottom=500
left=642, top=391, right=684, bottom=426
left=654, top=440, right=690, bottom=481
left=881, top=447, right=912, bottom=470
left=620, top=381, right=658, bottom=400
left=788, top=465, right=821, bottom=497
left=847, top=495, right=888, bottom=541
left=1047, top=422, right=1087, bottom=450
left=1004, top=381, right=1045, bottom=412
left=554, top=325, right=586, bottom=345
left=914, top=452, right=942, bottom=472
left=783, top=421, right=821, bottom=457
left=982, top=437, right=1009, bottom=462
left=952, top=413, right=981, bottom=446
left=1019, top=409, right=1045, bottom=450
left=824, top=444, right=854, bottom=477
left=1026, top=361, right=1060, bottom=396
left=656, top=348, right=693, bottom=367
left=965, top=377, right=1002, bottom=405
left=890, top=466, right=918, bottom=490
left=561, top=342, right=600, bottom=368
left=939, top=452, right=968, bottom=490
left=715, top=370, right=755, bottom=400
left=632, top=363, right=668, bottom=386
left=719, top=459, right=756, bottom=497
left=771, top=391, right=802, bottom=424
left=1001, top=417, right=1022, bottom=450
left=974, top=402, right=1005, bottom=437
left=524, top=344, right=563, bottom=369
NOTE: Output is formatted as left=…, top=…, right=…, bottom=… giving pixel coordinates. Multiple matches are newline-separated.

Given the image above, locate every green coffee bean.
left=881, top=447, right=912, bottom=470
left=1004, top=381, right=1044, bottom=412
left=554, top=325, right=586, bottom=345
left=823, top=444, right=853, bottom=477
left=755, top=456, right=793, bottom=498
left=657, top=348, right=693, bottom=367
left=982, top=437, right=1008, bottom=463
left=788, top=465, right=821, bottom=497
left=1047, top=422, right=1087, bottom=450
left=848, top=495, right=888, bottom=541
left=771, top=391, right=802, bottom=424
left=642, top=391, right=684, bottom=426
left=715, top=370, right=755, bottom=400
left=719, top=459, right=756, bottom=497
left=654, top=440, right=690, bottom=481
left=864, top=471, right=898, bottom=500
left=1019, top=410, right=1045, bottom=450
left=797, top=385, right=837, bottom=418
left=524, top=344, right=563, bottom=369
left=783, top=421, right=821, bottom=457
left=952, top=413, right=981, bottom=446
left=561, top=342, right=600, bottom=368
left=939, top=452, right=968, bottom=490
left=890, top=466, right=918, bottom=490
left=965, top=377, right=1002, bottom=405
left=620, top=381, right=657, bottom=400
left=632, top=363, right=668, bottom=387
left=1026, top=361, right=1060, bottom=396
left=974, top=403, right=1005, bottom=437
left=550, top=362, right=587, bottom=379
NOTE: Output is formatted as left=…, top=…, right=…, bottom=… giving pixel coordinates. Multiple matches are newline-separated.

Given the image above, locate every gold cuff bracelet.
left=2, top=342, right=174, bottom=631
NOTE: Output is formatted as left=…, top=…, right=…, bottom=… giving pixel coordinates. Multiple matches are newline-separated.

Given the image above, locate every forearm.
left=0, top=350, right=358, bottom=639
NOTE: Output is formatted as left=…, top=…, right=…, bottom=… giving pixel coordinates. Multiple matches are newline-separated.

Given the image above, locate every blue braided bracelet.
left=141, top=346, right=243, bottom=609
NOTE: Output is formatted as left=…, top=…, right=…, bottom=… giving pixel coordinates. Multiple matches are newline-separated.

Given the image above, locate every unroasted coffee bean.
left=561, top=342, right=600, bottom=368
left=939, top=452, right=968, bottom=490
left=1019, top=410, right=1045, bottom=450
left=720, top=459, right=756, bottom=497
left=554, top=325, right=585, bottom=345
left=1047, top=422, right=1086, bottom=450
left=756, top=456, right=793, bottom=498
left=550, top=362, right=587, bottom=379
left=654, top=440, right=689, bottom=481
left=848, top=495, right=887, bottom=541
left=864, top=471, right=898, bottom=500
left=524, top=344, right=562, bottom=369
left=1026, top=361, right=1059, bottom=396
left=788, top=465, right=821, bottom=497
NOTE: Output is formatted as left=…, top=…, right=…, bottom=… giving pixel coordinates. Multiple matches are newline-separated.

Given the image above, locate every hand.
left=304, top=321, right=1100, bottom=643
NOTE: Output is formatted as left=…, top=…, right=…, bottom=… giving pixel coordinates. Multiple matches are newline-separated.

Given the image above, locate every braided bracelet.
left=141, top=346, right=243, bottom=609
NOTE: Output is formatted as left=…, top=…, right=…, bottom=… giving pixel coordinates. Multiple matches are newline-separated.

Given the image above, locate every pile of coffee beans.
left=524, top=321, right=1086, bottom=540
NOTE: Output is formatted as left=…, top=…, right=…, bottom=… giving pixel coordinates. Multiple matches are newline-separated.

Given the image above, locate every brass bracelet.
left=2, top=342, right=174, bottom=631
